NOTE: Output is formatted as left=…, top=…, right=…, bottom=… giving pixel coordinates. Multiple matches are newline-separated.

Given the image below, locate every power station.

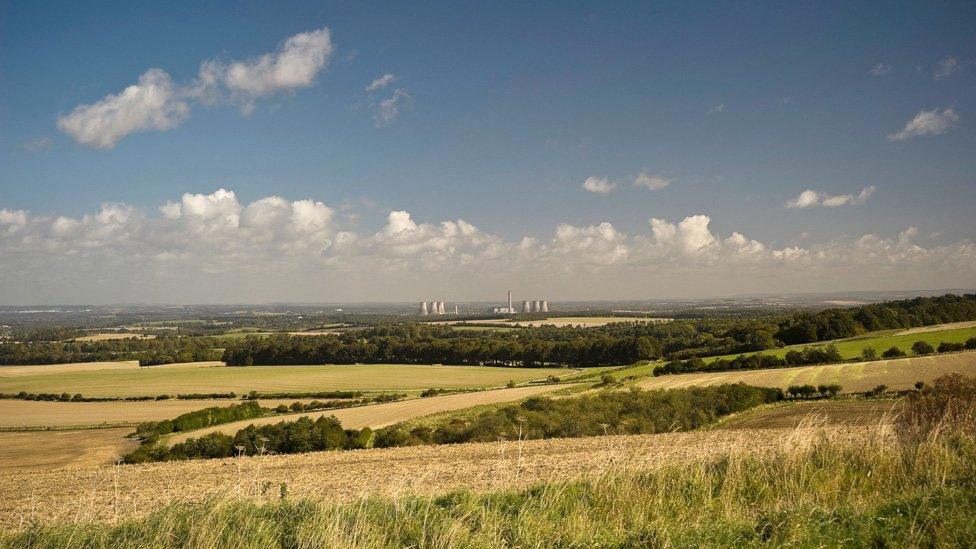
left=420, top=291, right=549, bottom=315
left=419, top=301, right=451, bottom=315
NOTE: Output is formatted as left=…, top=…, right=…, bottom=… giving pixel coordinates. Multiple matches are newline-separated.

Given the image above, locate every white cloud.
left=868, top=63, right=892, bottom=76
left=59, top=28, right=334, bottom=147
left=707, top=103, right=725, bottom=115
left=786, top=186, right=876, bottom=208
left=57, top=69, right=189, bottom=149
left=887, top=108, right=959, bottom=141
left=373, top=88, right=411, bottom=127
left=933, top=57, right=960, bottom=80
left=365, top=73, right=397, bottom=92
left=582, top=177, right=616, bottom=194
left=197, top=27, right=334, bottom=113
left=633, top=172, right=672, bottom=191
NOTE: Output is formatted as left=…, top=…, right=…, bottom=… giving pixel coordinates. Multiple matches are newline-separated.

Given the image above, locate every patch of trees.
left=774, top=294, right=976, bottom=345
left=653, top=345, right=843, bottom=376
left=375, top=384, right=782, bottom=448
left=0, top=336, right=220, bottom=365
left=125, top=384, right=782, bottom=463
left=134, top=401, right=266, bottom=440
left=785, top=384, right=842, bottom=399
left=125, top=416, right=372, bottom=463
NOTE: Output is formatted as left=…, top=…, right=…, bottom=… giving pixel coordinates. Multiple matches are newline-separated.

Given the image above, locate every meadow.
left=705, top=323, right=976, bottom=363
left=640, top=351, right=976, bottom=393
left=0, top=363, right=568, bottom=398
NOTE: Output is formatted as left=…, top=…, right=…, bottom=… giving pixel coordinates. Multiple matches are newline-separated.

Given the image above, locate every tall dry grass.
left=5, top=376, right=976, bottom=548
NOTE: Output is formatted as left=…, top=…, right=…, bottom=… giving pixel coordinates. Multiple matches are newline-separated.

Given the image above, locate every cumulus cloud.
left=365, top=73, right=397, bottom=92
left=1, top=190, right=973, bottom=303
left=868, top=63, right=892, bottom=76
left=633, top=172, right=672, bottom=191
left=196, top=27, right=334, bottom=113
left=59, top=28, right=333, bottom=147
left=786, top=186, right=876, bottom=208
left=887, top=108, right=959, bottom=141
left=57, top=69, right=189, bottom=149
left=582, top=177, right=616, bottom=194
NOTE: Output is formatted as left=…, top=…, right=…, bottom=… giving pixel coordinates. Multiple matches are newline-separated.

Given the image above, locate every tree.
left=635, top=336, right=663, bottom=360
left=861, top=347, right=877, bottom=360
left=882, top=346, right=906, bottom=359
left=817, top=384, right=842, bottom=398
left=911, top=341, right=934, bottom=355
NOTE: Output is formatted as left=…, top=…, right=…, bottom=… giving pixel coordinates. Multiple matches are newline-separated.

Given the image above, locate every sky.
left=0, top=1, right=974, bottom=304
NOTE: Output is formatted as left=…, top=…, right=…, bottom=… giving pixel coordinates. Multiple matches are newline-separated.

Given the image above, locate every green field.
left=0, top=364, right=569, bottom=398
left=705, top=325, right=976, bottom=363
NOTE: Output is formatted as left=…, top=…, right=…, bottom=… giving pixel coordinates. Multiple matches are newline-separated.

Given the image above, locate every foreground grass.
left=6, top=429, right=975, bottom=547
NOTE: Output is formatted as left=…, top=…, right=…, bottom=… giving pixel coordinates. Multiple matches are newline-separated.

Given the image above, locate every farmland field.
left=705, top=324, right=976, bottom=363
left=0, top=424, right=874, bottom=528
left=486, top=316, right=671, bottom=328
left=73, top=333, right=155, bottom=342
left=167, top=384, right=572, bottom=444
left=0, top=361, right=221, bottom=378
left=0, top=427, right=137, bottom=472
left=0, top=364, right=568, bottom=398
left=0, top=398, right=344, bottom=429
left=640, top=351, right=976, bottom=393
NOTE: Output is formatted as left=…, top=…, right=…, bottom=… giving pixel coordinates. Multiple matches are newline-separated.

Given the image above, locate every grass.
left=705, top=324, right=976, bottom=363
left=640, top=351, right=976, bottom=393
left=5, top=426, right=975, bottom=547
left=0, top=364, right=568, bottom=398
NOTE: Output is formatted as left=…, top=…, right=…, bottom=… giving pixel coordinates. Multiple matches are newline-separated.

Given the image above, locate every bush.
left=787, top=385, right=818, bottom=399
left=866, top=384, right=889, bottom=398
left=912, top=341, right=935, bottom=355
left=966, top=337, right=976, bottom=350
left=882, top=346, right=906, bottom=359
left=817, top=384, right=842, bottom=398
left=861, top=346, right=877, bottom=360
left=937, top=341, right=965, bottom=353
left=599, top=373, right=617, bottom=386
left=898, top=373, right=976, bottom=443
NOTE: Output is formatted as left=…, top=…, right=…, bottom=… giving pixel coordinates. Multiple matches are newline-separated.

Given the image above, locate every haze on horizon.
left=1, top=2, right=974, bottom=305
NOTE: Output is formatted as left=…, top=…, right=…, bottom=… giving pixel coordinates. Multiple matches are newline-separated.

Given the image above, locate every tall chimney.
left=507, top=290, right=512, bottom=313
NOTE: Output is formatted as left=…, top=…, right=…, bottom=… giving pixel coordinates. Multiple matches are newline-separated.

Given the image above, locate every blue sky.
left=0, top=1, right=974, bottom=303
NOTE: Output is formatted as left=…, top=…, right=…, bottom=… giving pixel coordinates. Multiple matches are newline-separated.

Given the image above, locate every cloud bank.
left=1, top=189, right=972, bottom=303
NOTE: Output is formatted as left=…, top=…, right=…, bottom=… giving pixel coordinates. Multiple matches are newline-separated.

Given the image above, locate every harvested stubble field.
left=167, top=384, right=572, bottom=444
left=72, top=333, right=155, bottom=342
left=0, top=428, right=138, bottom=473
left=716, top=399, right=903, bottom=430
left=0, top=364, right=568, bottom=398
left=0, top=424, right=885, bottom=530
left=0, top=361, right=221, bottom=378
left=639, top=351, right=976, bottom=393
left=0, top=398, right=340, bottom=430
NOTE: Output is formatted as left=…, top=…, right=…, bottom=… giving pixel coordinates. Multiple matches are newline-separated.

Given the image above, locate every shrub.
left=937, top=342, right=965, bottom=353
left=966, top=337, right=976, bottom=350
left=817, top=384, right=842, bottom=398
left=911, top=341, right=935, bottom=355
left=861, top=346, right=877, bottom=360
left=866, top=384, right=889, bottom=398
left=882, top=346, right=906, bottom=359
left=898, top=373, right=976, bottom=443
left=599, top=373, right=617, bottom=386
left=787, top=385, right=818, bottom=399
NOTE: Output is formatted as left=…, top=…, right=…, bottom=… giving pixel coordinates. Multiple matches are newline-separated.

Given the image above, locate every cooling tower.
left=420, top=301, right=429, bottom=315
left=522, top=300, right=531, bottom=313
left=532, top=300, right=541, bottom=313
left=540, top=300, right=549, bottom=312
left=437, top=301, right=446, bottom=315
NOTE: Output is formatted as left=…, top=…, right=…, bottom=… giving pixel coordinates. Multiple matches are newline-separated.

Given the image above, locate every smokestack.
left=540, top=300, right=549, bottom=313
left=507, top=290, right=513, bottom=313
left=420, top=301, right=429, bottom=315
left=522, top=300, right=531, bottom=313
